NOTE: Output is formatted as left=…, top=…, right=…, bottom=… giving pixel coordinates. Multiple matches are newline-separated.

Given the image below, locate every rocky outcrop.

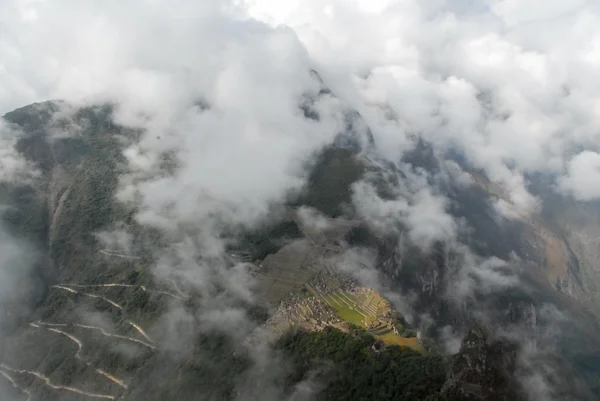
left=440, top=325, right=525, bottom=401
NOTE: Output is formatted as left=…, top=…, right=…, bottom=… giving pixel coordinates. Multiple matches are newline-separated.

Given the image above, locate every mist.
left=2, top=0, right=600, bottom=400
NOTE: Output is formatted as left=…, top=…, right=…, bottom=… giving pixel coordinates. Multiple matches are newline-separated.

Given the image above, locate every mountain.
left=0, top=95, right=599, bottom=401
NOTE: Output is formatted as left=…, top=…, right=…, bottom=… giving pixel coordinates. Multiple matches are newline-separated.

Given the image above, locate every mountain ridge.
left=0, top=99, right=598, bottom=400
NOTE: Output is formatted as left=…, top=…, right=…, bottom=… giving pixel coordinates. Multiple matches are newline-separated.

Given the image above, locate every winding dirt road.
left=99, top=250, right=141, bottom=260
left=126, top=322, right=153, bottom=344
left=0, top=364, right=116, bottom=400
left=21, top=281, right=166, bottom=398
left=29, top=323, right=128, bottom=389
left=52, top=285, right=123, bottom=310
left=61, top=283, right=185, bottom=300
left=0, top=369, right=32, bottom=401
left=56, top=322, right=157, bottom=350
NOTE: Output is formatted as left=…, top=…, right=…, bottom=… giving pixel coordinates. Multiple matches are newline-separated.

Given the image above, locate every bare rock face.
left=441, top=325, right=525, bottom=401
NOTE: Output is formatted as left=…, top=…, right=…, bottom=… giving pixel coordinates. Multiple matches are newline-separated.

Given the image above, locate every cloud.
left=95, top=226, right=134, bottom=254
left=0, top=126, right=41, bottom=332
left=296, top=206, right=331, bottom=233
left=452, top=252, right=519, bottom=299
left=0, top=0, right=597, bottom=244
left=440, top=160, right=473, bottom=188
left=3, top=0, right=600, bottom=212
left=558, top=151, right=600, bottom=201
left=0, top=130, right=43, bottom=400
left=246, top=0, right=600, bottom=216
left=1, top=4, right=354, bottom=399
left=3, top=0, right=600, bottom=399
left=351, top=173, right=457, bottom=250
left=0, top=225, right=39, bottom=331
left=403, top=187, right=457, bottom=247
left=0, top=121, right=39, bottom=184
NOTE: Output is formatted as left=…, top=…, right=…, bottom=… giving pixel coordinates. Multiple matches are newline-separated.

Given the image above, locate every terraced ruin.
left=0, top=208, right=422, bottom=400
left=248, top=212, right=421, bottom=350
left=259, top=273, right=421, bottom=350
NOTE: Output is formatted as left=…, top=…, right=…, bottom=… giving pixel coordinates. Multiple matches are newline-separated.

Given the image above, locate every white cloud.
left=559, top=150, right=600, bottom=201
left=493, top=198, right=523, bottom=220
left=449, top=250, right=519, bottom=300
left=0, top=8, right=358, bottom=391
left=490, top=0, right=587, bottom=26
left=442, top=160, right=473, bottom=187
left=352, top=176, right=457, bottom=250
left=0, top=121, right=39, bottom=183
left=246, top=0, right=600, bottom=214
left=2, top=2, right=600, bottom=398
left=404, top=187, right=457, bottom=247
left=4, top=0, right=600, bottom=215
left=296, top=206, right=331, bottom=232
left=0, top=226, right=39, bottom=328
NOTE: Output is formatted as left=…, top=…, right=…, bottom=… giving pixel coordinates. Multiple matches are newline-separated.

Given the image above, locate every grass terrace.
left=307, top=285, right=423, bottom=351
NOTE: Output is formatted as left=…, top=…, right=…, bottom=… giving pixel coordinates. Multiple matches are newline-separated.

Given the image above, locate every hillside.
left=0, top=99, right=599, bottom=401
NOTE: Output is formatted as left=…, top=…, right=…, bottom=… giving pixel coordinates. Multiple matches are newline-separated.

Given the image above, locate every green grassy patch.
left=332, top=303, right=366, bottom=327
left=320, top=290, right=422, bottom=351
left=325, top=292, right=370, bottom=325
left=379, top=332, right=422, bottom=350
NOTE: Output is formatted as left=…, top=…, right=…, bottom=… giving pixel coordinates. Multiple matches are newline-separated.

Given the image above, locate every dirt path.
left=0, top=369, right=32, bottom=401
left=30, top=323, right=128, bottom=389
left=50, top=284, right=157, bottom=345
left=166, top=278, right=187, bottom=299
left=126, top=322, right=153, bottom=344
left=35, top=321, right=156, bottom=350
left=99, top=250, right=141, bottom=260
left=62, top=283, right=185, bottom=300
left=0, top=364, right=115, bottom=400
left=52, top=285, right=123, bottom=310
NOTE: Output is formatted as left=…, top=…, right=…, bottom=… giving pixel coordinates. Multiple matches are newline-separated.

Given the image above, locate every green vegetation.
left=319, top=290, right=422, bottom=350
left=49, top=136, right=125, bottom=267
left=236, top=220, right=303, bottom=260
left=128, top=334, right=250, bottom=401
left=323, top=292, right=366, bottom=325
left=331, top=302, right=366, bottom=326
left=344, top=224, right=381, bottom=249
left=295, top=147, right=365, bottom=217
left=0, top=182, right=49, bottom=245
left=279, top=326, right=447, bottom=401
left=1, top=102, right=439, bottom=400
left=392, top=311, right=418, bottom=338
left=300, top=286, right=311, bottom=300
left=378, top=332, right=420, bottom=349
